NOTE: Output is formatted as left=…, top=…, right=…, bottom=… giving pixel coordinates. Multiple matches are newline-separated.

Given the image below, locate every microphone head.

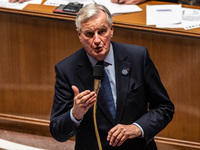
left=93, top=61, right=104, bottom=79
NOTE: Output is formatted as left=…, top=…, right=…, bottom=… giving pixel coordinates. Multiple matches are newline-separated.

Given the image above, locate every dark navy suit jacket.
left=50, top=41, right=174, bottom=150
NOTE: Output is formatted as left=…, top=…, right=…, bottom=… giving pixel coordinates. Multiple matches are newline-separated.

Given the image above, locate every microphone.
left=93, top=61, right=104, bottom=94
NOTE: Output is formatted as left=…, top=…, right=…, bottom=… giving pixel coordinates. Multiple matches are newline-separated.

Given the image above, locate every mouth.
left=93, top=47, right=103, bottom=52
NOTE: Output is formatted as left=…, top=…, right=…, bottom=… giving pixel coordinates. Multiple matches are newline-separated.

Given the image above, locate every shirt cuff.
left=70, top=108, right=82, bottom=125
left=133, top=122, right=144, bottom=138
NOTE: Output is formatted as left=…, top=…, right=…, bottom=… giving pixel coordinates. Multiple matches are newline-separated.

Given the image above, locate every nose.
left=93, top=33, right=101, bottom=45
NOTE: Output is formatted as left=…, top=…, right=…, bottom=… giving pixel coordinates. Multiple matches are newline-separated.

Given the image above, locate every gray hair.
left=75, top=3, right=113, bottom=31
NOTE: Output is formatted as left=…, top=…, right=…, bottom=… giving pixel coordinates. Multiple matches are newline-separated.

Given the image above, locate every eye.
left=98, top=29, right=107, bottom=36
left=84, top=31, right=94, bottom=38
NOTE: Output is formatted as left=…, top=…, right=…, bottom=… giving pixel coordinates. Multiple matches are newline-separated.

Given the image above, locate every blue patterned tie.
left=100, top=62, right=116, bottom=119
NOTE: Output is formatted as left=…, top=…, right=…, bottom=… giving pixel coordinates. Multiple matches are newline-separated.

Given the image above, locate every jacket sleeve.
left=49, top=64, right=77, bottom=142
left=135, top=49, right=175, bottom=143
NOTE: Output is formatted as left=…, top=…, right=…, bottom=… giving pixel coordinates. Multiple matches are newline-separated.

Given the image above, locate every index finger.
left=107, top=126, right=117, bottom=141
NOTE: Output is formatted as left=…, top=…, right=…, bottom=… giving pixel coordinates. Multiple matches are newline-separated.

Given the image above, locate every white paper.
left=182, top=8, right=200, bottom=30
left=146, top=4, right=182, bottom=25
left=94, top=0, right=142, bottom=16
left=44, top=0, right=91, bottom=6
left=0, top=0, right=42, bottom=10
left=44, top=0, right=142, bottom=15
left=155, top=7, right=200, bottom=30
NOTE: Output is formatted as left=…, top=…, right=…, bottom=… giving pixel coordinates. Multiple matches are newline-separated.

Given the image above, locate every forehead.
left=81, top=11, right=109, bottom=31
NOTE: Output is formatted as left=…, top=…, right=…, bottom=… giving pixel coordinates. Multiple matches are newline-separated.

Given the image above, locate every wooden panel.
left=0, top=12, right=81, bottom=125
left=155, top=137, right=200, bottom=150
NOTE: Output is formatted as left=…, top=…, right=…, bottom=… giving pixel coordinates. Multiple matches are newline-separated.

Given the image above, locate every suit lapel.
left=76, top=49, right=94, bottom=91
left=113, top=43, right=131, bottom=124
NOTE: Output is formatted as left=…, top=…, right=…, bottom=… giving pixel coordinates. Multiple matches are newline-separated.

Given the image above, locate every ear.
left=76, top=28, right=82, bottom=41
left=76, top=28, right=80, bottom=36
left=110, top=25, right=114, bottom=37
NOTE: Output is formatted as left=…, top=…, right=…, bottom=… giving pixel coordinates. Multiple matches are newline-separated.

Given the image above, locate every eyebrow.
left=84, top=25, right=107, bottom=32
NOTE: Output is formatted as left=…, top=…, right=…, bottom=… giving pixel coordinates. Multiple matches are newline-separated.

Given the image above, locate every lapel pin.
left=121, top=68, right=129, bottom=76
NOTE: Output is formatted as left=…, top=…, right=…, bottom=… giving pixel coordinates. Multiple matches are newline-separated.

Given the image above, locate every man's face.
left=77, top=10, right=114, bottom=61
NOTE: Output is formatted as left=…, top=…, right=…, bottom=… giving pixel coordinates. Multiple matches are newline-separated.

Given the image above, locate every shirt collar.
left=87, top=44, right=114, bottom=67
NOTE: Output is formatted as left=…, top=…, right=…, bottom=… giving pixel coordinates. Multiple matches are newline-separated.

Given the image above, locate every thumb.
left=72, top=85, right=79, bottom=97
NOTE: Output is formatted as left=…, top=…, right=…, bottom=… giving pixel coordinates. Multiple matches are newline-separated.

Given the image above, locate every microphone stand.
left=93, top=62, right=103, bottom=150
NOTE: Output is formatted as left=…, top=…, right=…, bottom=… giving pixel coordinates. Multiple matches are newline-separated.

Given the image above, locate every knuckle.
left=112, top=133, right=117, bottom=138
left=116, top=137, right=121, bottom=140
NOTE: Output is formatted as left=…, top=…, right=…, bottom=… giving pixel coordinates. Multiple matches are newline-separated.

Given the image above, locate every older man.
left=50, top=3, right=174, bottom=150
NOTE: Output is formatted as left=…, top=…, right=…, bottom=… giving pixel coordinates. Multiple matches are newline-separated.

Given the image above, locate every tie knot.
left=97, top=61, right=110, bottom=67
left=96, top=61, right=104, bottom=66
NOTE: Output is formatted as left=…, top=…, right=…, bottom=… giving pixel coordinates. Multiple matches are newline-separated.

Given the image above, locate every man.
left=50, top=3, right=174, bottom=150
